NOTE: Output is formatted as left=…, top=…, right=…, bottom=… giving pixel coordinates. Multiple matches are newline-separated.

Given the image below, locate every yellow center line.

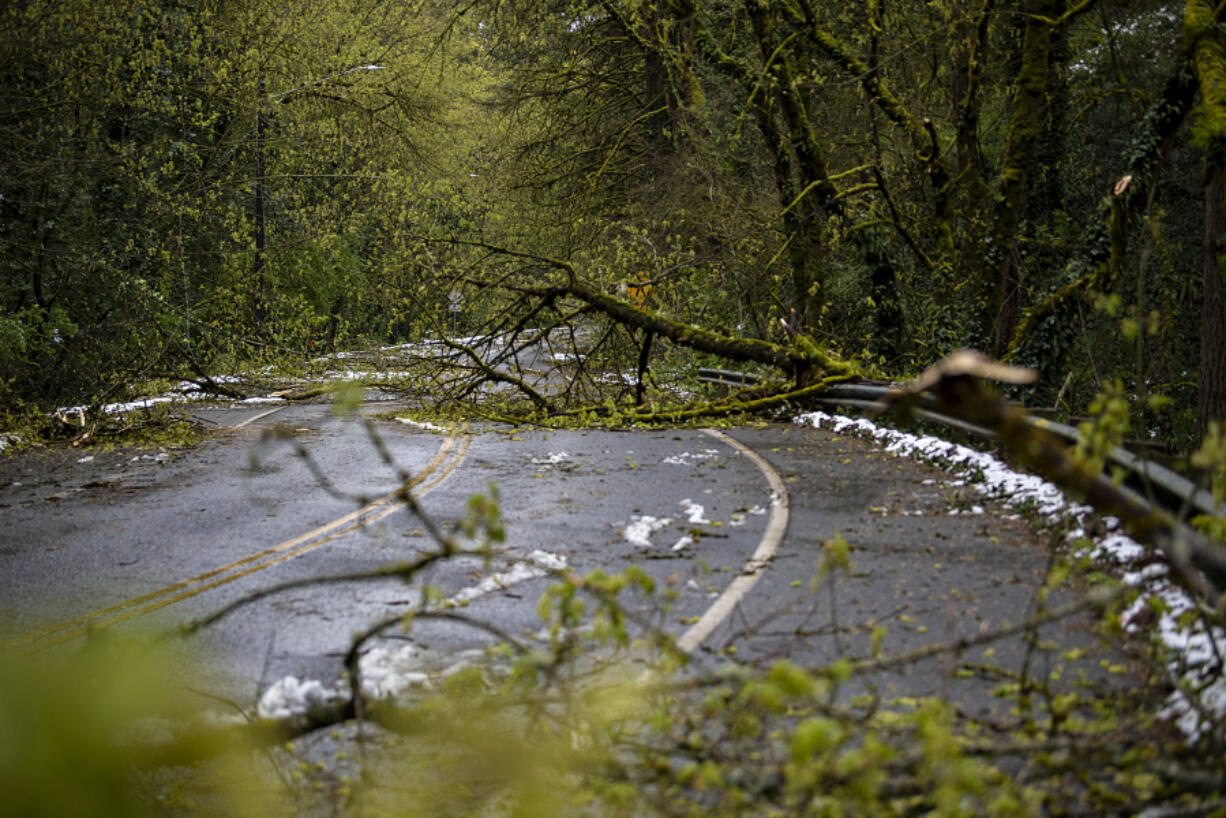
left=11, top=425, right=471, bottom=653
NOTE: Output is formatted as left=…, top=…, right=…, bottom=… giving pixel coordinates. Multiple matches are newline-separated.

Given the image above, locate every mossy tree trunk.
left=983, top=0, right=1061, bottom=356
left=743, top=0, right=838, bottom=334
left=1188, top=0, right=1226, bottom=439
left=1200, top=160, right=1226, bottom=440
left=948, top=0, right=996, bottom=298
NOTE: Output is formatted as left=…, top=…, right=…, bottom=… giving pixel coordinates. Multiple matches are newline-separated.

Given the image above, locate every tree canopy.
left=2, top=0, right=1224, bottom=444
left=4, top=3, right=1226, bottom=814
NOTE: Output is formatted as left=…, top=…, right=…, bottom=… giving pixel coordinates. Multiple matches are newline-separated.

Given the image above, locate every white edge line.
left=232, top=405, right=287, bottom=428
left=677, top=428, right=789, bottom=654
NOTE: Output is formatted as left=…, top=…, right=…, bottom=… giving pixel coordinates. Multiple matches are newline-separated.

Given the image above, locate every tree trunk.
left=949, top=0, right=995, bottom=296
left=1187, top=0, right=1226, bottom=440
left=744, top=0, right=835, bottom=332
left=1200, top=153, right=1226, bottom=440
left=985, top=0, right=1058, bottom=356
left=254, top=77, right=268, bottom=336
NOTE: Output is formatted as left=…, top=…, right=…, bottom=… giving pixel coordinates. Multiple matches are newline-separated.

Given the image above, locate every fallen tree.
left=406, top=242, right=862, bottom=424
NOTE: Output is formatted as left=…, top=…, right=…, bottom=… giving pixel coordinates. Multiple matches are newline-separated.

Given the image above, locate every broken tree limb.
left=439, top=336, right=554, bottom=412
left=885, top=352, right=1226, bottom=596
left=528, top=279, right=858, bottom=382
left=621, top=373, right=859, bottom=424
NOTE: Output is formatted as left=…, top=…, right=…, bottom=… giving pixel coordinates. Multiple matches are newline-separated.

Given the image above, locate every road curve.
left=676, top=428, right=789, bottom=653
left=2, top=409, right=1125, bottom=723
left=7, top=421, right=470, bottom=654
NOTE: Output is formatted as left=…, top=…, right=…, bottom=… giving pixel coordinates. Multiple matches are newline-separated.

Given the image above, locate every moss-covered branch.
left=532, top=278, right=857, bottom=380
left=619, top=374, right=859, bottom=424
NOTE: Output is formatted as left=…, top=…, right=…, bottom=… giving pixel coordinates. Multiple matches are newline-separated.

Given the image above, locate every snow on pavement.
left=794, top=409, right=1226, bottom=743
left=256, top=549, right=568, bottom=718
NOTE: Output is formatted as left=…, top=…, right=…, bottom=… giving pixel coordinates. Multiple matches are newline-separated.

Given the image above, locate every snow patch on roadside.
left=396, top=417, right=446, bottom=432
left=794, top=409, right=1226, bottom=743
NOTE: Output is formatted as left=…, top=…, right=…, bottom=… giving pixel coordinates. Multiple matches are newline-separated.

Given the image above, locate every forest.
left=4, top=0, right=1226, bottom=815
left=2, top=0, right=1224, bottom=449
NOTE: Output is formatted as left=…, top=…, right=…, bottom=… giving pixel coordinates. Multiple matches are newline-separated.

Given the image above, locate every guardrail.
left=697, top=368, right=1223, bottom=524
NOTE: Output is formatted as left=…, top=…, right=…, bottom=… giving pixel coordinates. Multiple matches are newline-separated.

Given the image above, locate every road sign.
left=626, top=271, right=652, bottom=307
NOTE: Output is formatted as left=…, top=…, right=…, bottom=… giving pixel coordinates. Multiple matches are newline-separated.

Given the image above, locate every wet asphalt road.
left=0, top=401, right=1124, bottom=716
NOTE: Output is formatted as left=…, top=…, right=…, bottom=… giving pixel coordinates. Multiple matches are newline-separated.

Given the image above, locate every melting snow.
left=257, top=676, right=343, bottom=720
left=679, top=498, right=710, bottom=524
left=624, top=515, right=673, bottom=547
left=257, top=645, right=432, bottom=718
left=358, top=644, right=432, bottom=699
left=396, top=417, right=446, bottom=432
left=448, top=549, right=568, bottom=605
left=257, top=552, right=570, bottom=718
left=794, top=409, right=1226, bottom=743
left=728, top=504, right=769, bottom=526
left=663, top=449, right=720, bottom=466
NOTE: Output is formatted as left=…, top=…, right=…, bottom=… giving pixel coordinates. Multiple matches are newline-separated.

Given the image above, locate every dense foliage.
left=0, top=0, right=482, bottom=409
left=3, top=0, right=1225, bottom=445
left=4, top=3, right=1226, bottom=815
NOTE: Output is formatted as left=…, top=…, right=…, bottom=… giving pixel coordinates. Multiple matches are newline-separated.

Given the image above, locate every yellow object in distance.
left=626, top=271, right=653, bottom=307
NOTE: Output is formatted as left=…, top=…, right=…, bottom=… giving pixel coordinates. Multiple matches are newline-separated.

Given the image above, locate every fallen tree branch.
left=886, top=353, right=1226, bottom=596
left=533, top=278, right=855, bottom=380
left=619, top=373, right=859, bottom=424
left=439, top=335, right=554, bottom=411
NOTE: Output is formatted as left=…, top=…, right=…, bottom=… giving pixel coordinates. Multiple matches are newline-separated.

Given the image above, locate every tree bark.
left=985, top=0, right=1058, bottom=356
left=253, top=76, right=268, bottom=336
left=1200, top=163, right=1226, bottom=440
left=744, top=0, right=836, bottom=331
left=950, top=0, right=995, bottom=294
left=1187, top=0, right=1226, bottom=440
